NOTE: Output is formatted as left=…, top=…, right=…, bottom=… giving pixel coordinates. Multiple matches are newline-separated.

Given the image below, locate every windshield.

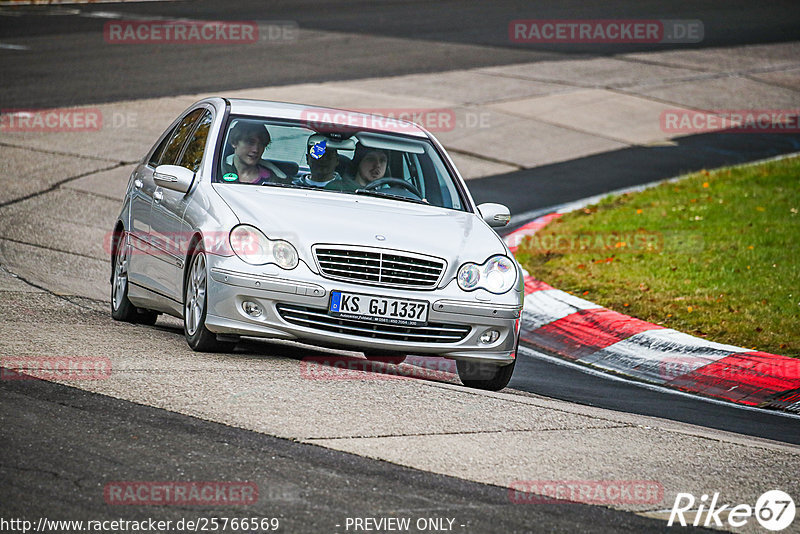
left=215, top=116, right=466, bottom=211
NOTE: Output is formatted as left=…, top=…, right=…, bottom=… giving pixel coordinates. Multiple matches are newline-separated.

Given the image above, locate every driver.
left=325, top=144, right=388, bottom=192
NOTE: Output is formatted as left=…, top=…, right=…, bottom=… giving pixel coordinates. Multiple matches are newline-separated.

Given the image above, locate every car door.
left=127, top=121, right=179, bottom=289
left=135, top=108, right=205, bottom=298
left=150, top=108, right=213, bottom=301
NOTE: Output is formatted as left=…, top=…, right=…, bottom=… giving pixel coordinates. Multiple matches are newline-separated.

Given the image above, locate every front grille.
left=277, top=304, right=470, bottom=344
left=313, top=246, right=445, bottom=289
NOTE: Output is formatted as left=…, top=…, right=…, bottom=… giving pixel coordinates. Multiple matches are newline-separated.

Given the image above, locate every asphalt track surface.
left=2, top=1, right=799, bottom=530
left=1, top=0, right=799, bottom=108
left=1, top=375, right=699, bottom=533
left=483, top=132, right=800, bottom=222
left=512, top=349, right=800, bottom=446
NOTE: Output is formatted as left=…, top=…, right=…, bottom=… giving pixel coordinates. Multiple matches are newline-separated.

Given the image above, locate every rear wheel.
left=456, top=359, right=516, bottom=391
left=184, top=244, right=237, bottom=352
left=111, top=230, right=158, bottom=325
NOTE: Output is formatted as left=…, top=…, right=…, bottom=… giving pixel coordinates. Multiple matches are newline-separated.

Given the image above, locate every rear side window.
left=148, top=126, right=175, bottom=167
left=178, top=111, right=212, bottom=173
left=151, top=109, right=205, bottom=167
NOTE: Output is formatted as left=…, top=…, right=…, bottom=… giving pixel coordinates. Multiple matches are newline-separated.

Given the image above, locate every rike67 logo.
left=668, top=490, right=795, bottom=531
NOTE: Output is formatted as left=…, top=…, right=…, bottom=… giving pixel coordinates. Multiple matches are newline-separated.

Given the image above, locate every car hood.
left=213, top=185, right=507, bottom=274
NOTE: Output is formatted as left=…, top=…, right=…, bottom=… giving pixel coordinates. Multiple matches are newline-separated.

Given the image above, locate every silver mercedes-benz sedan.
left=110, top=97, right=523, bottom=390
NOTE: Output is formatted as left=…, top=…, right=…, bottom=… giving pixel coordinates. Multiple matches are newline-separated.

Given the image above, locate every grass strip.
left=516, top=155, right=800, bottom=358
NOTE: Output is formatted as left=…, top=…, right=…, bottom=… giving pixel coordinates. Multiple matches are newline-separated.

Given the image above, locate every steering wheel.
left=363, top=178, right=422, bottom=198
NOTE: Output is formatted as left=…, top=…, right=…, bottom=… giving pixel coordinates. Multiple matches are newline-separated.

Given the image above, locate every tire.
left=456, top=359, right=516, bottom=391
left=135, top=310, right=159, bottom=326
left=183, top=244, right=237, bottom=352
left=111, top=230, right=158, bottom=325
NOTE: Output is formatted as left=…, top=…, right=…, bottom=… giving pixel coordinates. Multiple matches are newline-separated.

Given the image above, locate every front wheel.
left=456, top=359, right=516, bottom=391
left=184, top=245, right=236, bottom=352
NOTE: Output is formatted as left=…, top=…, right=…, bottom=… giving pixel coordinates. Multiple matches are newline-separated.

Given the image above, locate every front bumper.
left=204, top=255, right=523, bottom=364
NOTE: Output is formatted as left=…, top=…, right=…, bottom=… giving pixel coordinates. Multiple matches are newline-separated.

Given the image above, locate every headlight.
left=272, top=240, right=299, bottom=269
left=457, top=264, right=481, bottom=290
left=229, top=225, right=299, bottom=269
left=457, top=255, right=517, bottom=294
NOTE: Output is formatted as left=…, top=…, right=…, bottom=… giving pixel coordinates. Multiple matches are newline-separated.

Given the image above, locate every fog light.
left=480, top=329, right=500, bottom=344
left=242, top=300, right=263, bottom=318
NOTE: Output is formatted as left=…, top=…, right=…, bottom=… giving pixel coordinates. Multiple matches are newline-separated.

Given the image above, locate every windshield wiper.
left=352, top=189, right=429, bottom=205
left=260, top=181, right=315, bottom=190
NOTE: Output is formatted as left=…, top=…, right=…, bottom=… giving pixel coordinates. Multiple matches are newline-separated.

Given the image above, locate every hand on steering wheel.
left=362, top=178, right=422, bottom=198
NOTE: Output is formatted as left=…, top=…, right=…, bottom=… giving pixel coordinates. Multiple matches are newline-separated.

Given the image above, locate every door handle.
left=134, top=179, right=143, bottom=189
left=154, top=190, right=163, bottom=202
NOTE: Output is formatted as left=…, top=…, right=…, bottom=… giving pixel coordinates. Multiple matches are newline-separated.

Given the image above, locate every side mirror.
left=154, top=165, right=194, bottom=194
left=477, top=202, right=511, bottom=228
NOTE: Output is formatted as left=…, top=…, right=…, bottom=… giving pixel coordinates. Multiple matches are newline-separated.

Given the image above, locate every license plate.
left=329, top=291, right=429, bottom=326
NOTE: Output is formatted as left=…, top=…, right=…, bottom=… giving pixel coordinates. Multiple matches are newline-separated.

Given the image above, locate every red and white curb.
left=505, top=214, right=800, bottom=413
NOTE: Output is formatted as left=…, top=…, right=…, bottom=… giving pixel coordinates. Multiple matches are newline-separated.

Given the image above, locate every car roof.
left=224, top=98, right=430, bottom=139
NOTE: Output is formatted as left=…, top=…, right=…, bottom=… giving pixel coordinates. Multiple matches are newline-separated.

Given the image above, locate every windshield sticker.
left=222, top=173, right=239, bottom=182
left=310, top=139, right=327, bottom=159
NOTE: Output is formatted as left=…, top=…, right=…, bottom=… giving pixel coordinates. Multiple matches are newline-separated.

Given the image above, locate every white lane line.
left=0, top=7, right=79, bottom=16
left=79, top=11, right=124, bottom=19
left=0, top=43, right=29, bottom=50
left=79, top=11, right=197, bottom=22
left=518, top=345, right=800, bottom=421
